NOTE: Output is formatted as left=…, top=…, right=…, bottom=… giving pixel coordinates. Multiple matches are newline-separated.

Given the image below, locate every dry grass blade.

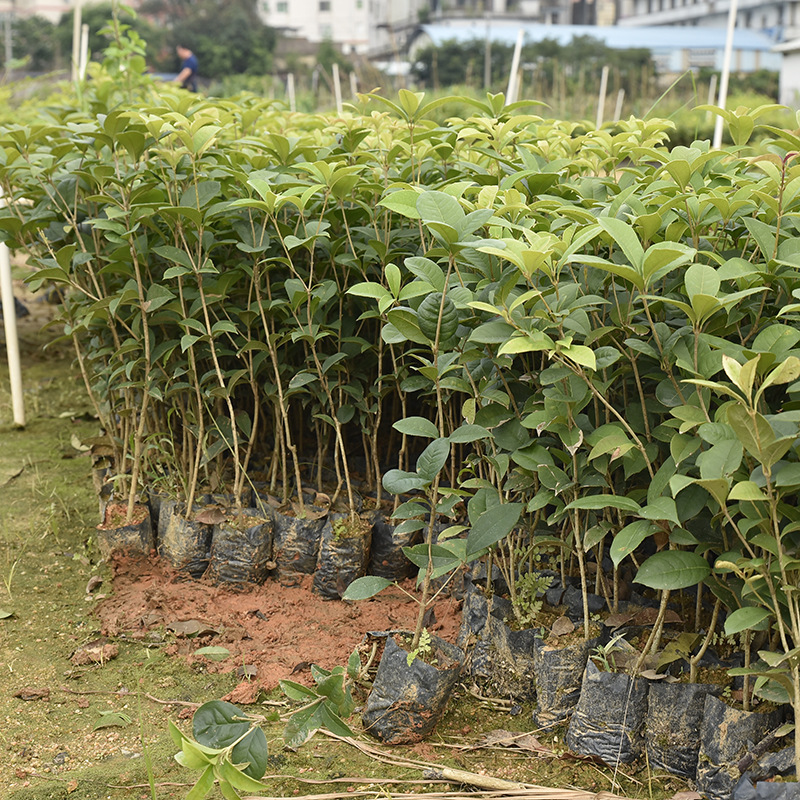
left=242, top=789, right=637, bottom=800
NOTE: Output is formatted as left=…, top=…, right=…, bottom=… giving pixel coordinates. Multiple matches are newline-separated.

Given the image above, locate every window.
left=277, top=1, right=288, bottom=11
left=319, top=0, right=331, bottom=9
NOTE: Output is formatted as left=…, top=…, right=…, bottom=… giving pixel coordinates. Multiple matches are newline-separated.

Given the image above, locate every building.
left=773, top=37, right=800, bottom=104
left=617, top=0, right=800, bottom=44
left=258, top=0, right=428, bottom=57
left=411, top=20, right=781, bottom=75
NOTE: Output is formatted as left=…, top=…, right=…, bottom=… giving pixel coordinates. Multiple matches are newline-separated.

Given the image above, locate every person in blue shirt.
left=175, top=45, right=198, bottom=92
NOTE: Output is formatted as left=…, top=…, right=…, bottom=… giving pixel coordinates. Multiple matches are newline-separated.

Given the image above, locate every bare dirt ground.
left=97, top=554, right=463, bottom=705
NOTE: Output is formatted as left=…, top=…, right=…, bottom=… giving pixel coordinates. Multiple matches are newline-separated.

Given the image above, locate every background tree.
left=11, top=16, right=58, bottom=72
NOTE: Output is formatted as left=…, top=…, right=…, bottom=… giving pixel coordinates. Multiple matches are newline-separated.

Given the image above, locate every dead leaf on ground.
left=482, top=729, right=555, bottom=755
left=166, top=620, right=218, bottom=637
left=0, top=466, right=23, bottom=487
left=13, top=687, right=50, bottom=701
left=550, top=615, right=575, bottom=637
left=85, top=576, right=103, bottom=594
left=193, top=506, right=227, bottom=525
left=66, top=780, right=78, bottom=793
left=70, top=640, right=119, bottom=666
left=669, top=793, right=702, bottom=800
left=603, top=612, right=634, bottom=629
left=632, top=607, right=682, bottom=626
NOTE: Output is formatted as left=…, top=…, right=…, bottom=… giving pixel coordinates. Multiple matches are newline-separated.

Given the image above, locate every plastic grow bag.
left=206, top=509, right=273, bottom=586
left=367, top=511, right=420, bottom=581
left=158, top=501, right=213, bottom=578
left=361, top=632, right=464, bottom=744
left=532, top=635, right=595, bottom=728
left=566, top=660, right=649, bottom=765
left=645, top=681, right=719, bottom=781
left=272, top=508, right=327, bottom=586
left=96, top=502, right=153, bottom=558
left=312, top=512, right=371, bottom=599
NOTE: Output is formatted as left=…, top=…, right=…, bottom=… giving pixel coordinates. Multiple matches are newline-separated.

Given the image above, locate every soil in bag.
left=367, top=511, right=420, bottom=581
left=312, top=513, right=371, bottom=599
left=206, top=509, right=273, bottom=586
left=158, top=502, right=213, bottom=578
left=532, top=634, right=595, bottom=728
left=361, top=632, right=464, bottom=744
left=272, top=506, right=327, bottom=586
left=96, top=502, right=154, bottom=558
left=566, top=660, right=649, bottom=765
left=645, top=681, right=719, bottom=781
left=697, top=695, right=786, bottom=800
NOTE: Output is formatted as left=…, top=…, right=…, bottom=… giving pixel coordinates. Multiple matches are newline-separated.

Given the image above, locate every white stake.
left=349, top=71, right=358, bottom=98
left=0, top=240, right=24, bottom=427
left=79, top=22, right=89, bottom=80
left=332, top=62, right=343, bottom=114
left=505, top=28, right=524, bottom=103
left=287, top=72, right=296, bottom=112
left=713, top=0, right=738, bottom=150
left=71, top=0, right=82, bottom=82
left=706, top=73, right=718, bottom=122
left=596, top=64, right=609, bottom=129
left=613, top=88, right=625, bottom=122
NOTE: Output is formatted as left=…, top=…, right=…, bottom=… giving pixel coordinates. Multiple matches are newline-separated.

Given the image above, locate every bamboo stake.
left=0, top=237, right=24, bottom=426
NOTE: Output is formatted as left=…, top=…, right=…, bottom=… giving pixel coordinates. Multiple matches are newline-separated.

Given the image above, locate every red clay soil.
left=95, top=554, right=463, bottom=704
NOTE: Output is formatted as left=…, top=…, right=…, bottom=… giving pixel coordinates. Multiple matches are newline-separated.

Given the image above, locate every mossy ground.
left=0, top=305, right=690, bottom=800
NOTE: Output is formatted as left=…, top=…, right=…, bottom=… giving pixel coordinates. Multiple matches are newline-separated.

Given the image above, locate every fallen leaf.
left=632, top=607, right=682, bottom=626
left=66, top=780, right=78, bottom=793
left=70, top=640, right=119, bottom=666
left=70, top=434, right=90, bottom=452
left=193, top=506, right=227, bottom=525
left=85, top=576, right=103, bottom=594
left=603, top=612, right=634, bottom=629
left=13, top=687, right=50, bottom=701
left=639, top=669, right=668, bottom=681
left=236, top=664, right=258, bottom=680
left=0, top=609, right=14, bottom=619
left=194, top=646, right=230, bottom=662
left=483, top=729, right=554, bottom=754
left=550, top=615, right=575, bottom=637
left=0, top=466, right=23, bottom=487
left=93, top=711, right=133, bottom=730
left=166, top=620, right=218, bottom=637
left=669, top=793, right=702, bottom=800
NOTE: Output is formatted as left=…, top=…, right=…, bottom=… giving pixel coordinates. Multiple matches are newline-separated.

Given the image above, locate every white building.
left=617, top=0, right=800, bottom=43
left=258, top=0, right=428, bottom=56
left=774, top=37, right=800, bottom=104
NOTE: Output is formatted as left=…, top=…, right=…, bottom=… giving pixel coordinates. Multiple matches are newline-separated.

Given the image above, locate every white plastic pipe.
left=0, top=241, right=24, bottom=427
left=332, top=62, right=343, bottom=114
left=506, top=28, right=524, bottom=103
left=713, top=0, right=738, bottom=150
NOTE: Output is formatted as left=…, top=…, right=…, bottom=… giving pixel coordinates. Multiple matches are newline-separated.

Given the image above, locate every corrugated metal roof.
left=419, top=22, right=776, bottom=53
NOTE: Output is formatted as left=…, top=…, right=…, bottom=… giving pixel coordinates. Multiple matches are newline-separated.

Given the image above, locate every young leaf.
left=341, top=575, right=393, bottom=601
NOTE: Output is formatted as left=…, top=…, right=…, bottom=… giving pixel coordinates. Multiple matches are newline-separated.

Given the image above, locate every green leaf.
left=610, top=520, right=657, bottom=568
left=724, top=606, right=772, bottom=635
left=449, top=423, right=490, bottom=444
left=185, top=765, right=215, bottom=800
left=564, top=495, right=641, bottom=513
left=379, top=189, right=421, bottom=219
left=382, top=469, right=428, bottom=495
left=341, top=576, right=393, bottom=601
left=416, top=438, right=450, bottom=482
left=465, top=502, right=522, bottom=559
left=728, top=481, right=768, bottom=502
left=194, top=646, right=231, bottom=662
left=193, top=701, right=267, bottom=779
left=634, top=551, right=711, bottom=590
left=598, top=217, right=644, bottom=270
left=392, top=416, right=439, bottom=439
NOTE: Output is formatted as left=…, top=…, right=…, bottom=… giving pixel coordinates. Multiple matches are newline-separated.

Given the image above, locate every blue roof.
left=419, top=22, right=776, bottom=53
